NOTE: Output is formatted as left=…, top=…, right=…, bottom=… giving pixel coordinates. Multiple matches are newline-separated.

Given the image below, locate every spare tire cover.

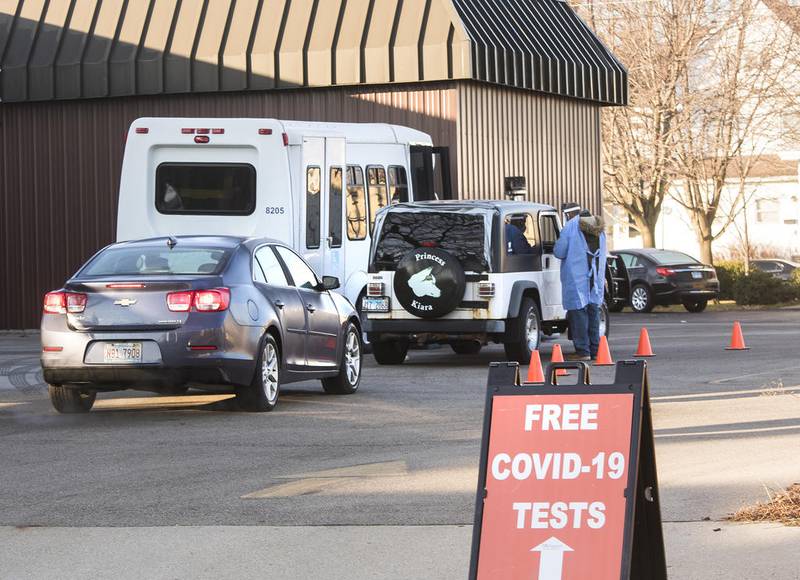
left=393, top=248, right=466, bottom=319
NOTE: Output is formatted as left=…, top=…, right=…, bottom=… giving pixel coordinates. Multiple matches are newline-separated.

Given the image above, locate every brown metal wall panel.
left=455, top=81, right=600, bottom=211
left=0, top=83, right=460, bottom=328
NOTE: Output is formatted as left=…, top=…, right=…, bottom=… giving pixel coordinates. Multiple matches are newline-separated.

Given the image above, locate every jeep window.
left=506, top=213, right=537, bottom=250
left=539, top=214, right=559, bottom=253
left=329, top=167, right=343, bottom=248
left=367, top=166, right=388, bottom=232
left=155, top=163, right=255, bottom=215
left=346, top=166, right=368, bottom=241
left=388, top=166, right=409, bottom=204
left=306, top=166, right=321, bottom=249
left=372, top=211, right=489, bottom=272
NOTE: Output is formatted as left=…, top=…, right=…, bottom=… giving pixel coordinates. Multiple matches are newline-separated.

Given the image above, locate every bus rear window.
left=156, top=163, right=256, bottom=215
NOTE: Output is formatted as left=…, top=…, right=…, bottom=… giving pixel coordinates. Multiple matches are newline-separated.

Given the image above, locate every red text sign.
left=476, top=393, right=634, bottom=580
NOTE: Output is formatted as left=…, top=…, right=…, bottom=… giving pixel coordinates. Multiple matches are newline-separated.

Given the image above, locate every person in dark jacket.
left=553, top=210, right=607, bottom=360
left=504, top=217, right=534, bottom=255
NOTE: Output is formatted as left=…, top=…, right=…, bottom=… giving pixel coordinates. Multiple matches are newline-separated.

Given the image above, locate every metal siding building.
left=0, top=0, right=626, bottom=329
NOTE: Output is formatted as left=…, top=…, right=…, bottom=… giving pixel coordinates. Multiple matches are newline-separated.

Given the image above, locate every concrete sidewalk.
left=2, top=522, right=799, bottom=579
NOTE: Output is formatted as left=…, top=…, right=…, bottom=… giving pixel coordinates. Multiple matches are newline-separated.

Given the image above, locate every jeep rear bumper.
left=363, top=318, right=505, bottom=334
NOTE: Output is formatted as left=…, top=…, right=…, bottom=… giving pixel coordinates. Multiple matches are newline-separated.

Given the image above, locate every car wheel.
left=451, top=341, right=482, bottom=355
left=49, top=385, right=96, bottom=414
left=322, top=323, right=362, bottom=394
left=504, top=297, right=541, bottom=364
left=599, top=302, right=611, bottom=338
left=630, top=284, right=654, bottom=313
left=683, top=299, right=708, bottom=313
left=237, top=334, right=280, bottom=412
left=372, top=340, right=409, bottom=365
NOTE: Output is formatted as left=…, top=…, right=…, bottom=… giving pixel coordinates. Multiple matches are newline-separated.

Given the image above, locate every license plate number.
left=103, top=342, right=143, bottom=363
left=362, top=297, right=390, bottom=313
left=691, top=271, right=703, bottom=279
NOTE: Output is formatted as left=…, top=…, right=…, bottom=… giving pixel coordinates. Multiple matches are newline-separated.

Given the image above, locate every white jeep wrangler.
left=362, top=200, right=609, bottom=364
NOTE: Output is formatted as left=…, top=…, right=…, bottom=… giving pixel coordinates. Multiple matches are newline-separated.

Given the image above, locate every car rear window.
left=650, top=251, right=700, bottom=265
left=79, top=247, right=231, bottom=277
left=155, top=163, right=256, bottom=215
left=371, top=211, right=490, bottom=272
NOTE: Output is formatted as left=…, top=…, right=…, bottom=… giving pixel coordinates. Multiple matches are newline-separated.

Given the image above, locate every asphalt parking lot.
left=2, top=310, right=800, bottom=578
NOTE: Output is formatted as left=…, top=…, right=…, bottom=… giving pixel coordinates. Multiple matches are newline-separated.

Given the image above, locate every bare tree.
left=671, top=0, right=796, bottom=264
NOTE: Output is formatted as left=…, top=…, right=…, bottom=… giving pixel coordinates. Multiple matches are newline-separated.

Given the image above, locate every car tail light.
left=194, top=135, right=210, bottom=144
left=194, top=288, right=231, bottom=312
left=167, top=291, right=194, bottom=312
left=42, top=346, right=64, bottom=352
left=43, top=292, right=66, bottom=314
left=107, top=283, right=146, bottom=289
left=258, top=128, right=273, bottom=135
left=367, top=282, right=384, bottom=297
left=134, top=127, right=149, bottom=134
left=211, top=128, right=224, bottom=134
left=656, top=267, right=675, bottom=277
left=190, top=345, right=218, bottom=351
left=181, top=128, right=195, bottom=134
left=43, top=292, right=86, bottom=314
left=66, top=293, right=87, bottom=313
left=478, top=281, right=495, bottom=298
left=282, top=132, right=289, bottom=146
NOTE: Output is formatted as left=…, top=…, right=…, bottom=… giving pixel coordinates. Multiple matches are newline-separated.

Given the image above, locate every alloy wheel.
left=344, top=330, right=361, bottom=386
left=525, top=308, right=540, bottom=351
left=262, top=342, right=279, bottom=404
left=631, top=287, right=648, bottom=311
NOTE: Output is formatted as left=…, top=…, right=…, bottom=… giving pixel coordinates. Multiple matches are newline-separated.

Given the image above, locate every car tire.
left=504, top=297, right=542, bottom=364
left=322, top=322, right=362, bottom=395
left=237, top=334, right=280, bottom=412
left=683, top=299, right=708, bottom=313
left=372, top=340, right=409, bottom=365
left=49, top=385, right=96, bottom=414
left=630, top=283, right=654, bottom=313
left=451, top=341, right=482, bottom=355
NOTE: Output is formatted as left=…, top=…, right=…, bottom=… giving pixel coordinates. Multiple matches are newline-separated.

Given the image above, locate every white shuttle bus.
left=116, top=117, right=451, bottom=311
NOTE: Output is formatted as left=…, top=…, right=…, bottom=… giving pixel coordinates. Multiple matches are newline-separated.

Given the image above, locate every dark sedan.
left=41, top=236, right=362, bottom=413
left=750, top=259, right=799, bottom=281
left=612, top=249, right=719, bottom=313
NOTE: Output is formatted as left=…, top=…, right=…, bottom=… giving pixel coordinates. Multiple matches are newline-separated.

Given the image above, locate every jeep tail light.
left=167, top=291, right=193, bottom=312
left=367, top=282, right=384, bottom=297
left=43, top=292, right=86, bottom=314
left=478, top=281, right=495, bottom=298
left=656, top=267, right=675, bottom=277
left=194, top=288, right=231, bottom=312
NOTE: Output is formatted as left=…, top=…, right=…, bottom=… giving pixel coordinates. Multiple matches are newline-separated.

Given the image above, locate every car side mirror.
left=319, top=276, right=340, bottom=291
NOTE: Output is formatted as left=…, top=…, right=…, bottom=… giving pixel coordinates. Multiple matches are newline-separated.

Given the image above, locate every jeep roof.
left=385, top=199, right=557, bottom=216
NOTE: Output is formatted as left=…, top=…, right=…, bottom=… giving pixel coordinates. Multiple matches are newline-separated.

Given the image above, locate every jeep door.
left=275, top=246, right=340, bottom=368
left=538, top=212, right=563, bottom=315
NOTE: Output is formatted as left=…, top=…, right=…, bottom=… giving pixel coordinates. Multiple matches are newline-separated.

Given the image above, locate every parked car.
left=606, top=254, right=630, bottom=313
left=40, top=236, right=362, bottom=414
left=750, top=259, right=799, bottom=281
left=612, top=249, right=719, bottom=313
left=362, top=200, right=612, bottom=365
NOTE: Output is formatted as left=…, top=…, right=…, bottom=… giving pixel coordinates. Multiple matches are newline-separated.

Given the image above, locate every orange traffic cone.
left=594, top=336, right=614, bottom=366
left=551, top=344, right=569, bottom=376
left=726, top=321, right=749, bottom=351
left=526, top=350, right=545, bottom=383
left=634, top=327, right=655, bottom=357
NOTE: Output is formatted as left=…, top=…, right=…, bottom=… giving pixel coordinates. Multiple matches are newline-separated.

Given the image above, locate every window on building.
left=346, top=165, right=368, bottom=241
left=756, top=198, right=780, bottom=223
left=306, top=166, right=321, bottom=248
left=329, top=167, right=343, bottom=248
left=155, top=163, right=256, bottom=215
left=367, top=166, right=388, bottom=232
left=388, top=166, right=409, bottom=204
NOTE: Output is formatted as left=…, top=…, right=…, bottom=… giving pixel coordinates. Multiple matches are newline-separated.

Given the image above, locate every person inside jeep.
left=553, top=209, right=607, bottom=361
left=504, top=216, right=534, bottom=254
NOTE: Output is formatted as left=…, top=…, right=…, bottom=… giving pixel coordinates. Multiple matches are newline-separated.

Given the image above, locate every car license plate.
left=691, top=271, right=703, bottom=279
left=103, top=342, right=143, bottom=364
left=363, top=297, right=390, bottom=313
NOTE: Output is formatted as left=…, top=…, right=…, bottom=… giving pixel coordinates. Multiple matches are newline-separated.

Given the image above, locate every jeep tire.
left=372, top=340, right=409, bottom=365
left=504, top=297, right=542, bottom=364
left=393, top=248, right=466, bottom=319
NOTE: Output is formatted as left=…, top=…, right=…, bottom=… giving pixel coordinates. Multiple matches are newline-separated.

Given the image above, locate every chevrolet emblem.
left=114, top=298, right=137, bottom=307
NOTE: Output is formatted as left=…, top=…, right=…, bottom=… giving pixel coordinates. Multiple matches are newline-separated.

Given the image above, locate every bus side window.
left=388, top=166, right=408, bottom=204
left=329, top=167, right=343, bottom=248
left=367, top=166, right=387, bottom=233
left=346, top=165, right=367, bottom=241
left=306, top=166, right=321, bottom=249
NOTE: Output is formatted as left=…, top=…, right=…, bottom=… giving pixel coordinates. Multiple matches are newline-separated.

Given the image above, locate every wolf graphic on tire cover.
left=393, top=248, right=466, bottom=318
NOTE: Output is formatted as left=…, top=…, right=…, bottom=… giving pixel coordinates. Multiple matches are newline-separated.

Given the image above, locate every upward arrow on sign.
left=531, top=537, right=573, bottom=580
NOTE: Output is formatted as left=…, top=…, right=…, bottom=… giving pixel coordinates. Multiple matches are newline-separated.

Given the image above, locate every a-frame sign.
left=469, top=360, right=667, bottom=580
